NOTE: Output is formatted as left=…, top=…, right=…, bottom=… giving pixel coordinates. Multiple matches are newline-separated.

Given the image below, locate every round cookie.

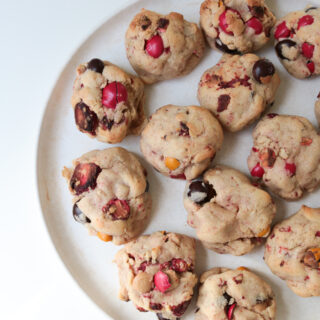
left=248, top=114, right=320, bottom=200
left=125, top=9, right=205, bottom=84
left=196, top=267, right=276, bottom=320
left=140, top=105, right=224, bottom=180
left=114, top=231, right=198, bottom=320
left=71, top=59, right=145, bottom=143
left=198, top=53, right=280, bottom=132
left=184, top=165, right=276, bottom=255
left=265, top=205, right=320, bottom=297
left=200, top=0, right=276, bottom=54
left=274, top=6, right=320, bottom=79
left=315, top=92, right=320, bottom=126
left=62, top=147, right=151, bottom=245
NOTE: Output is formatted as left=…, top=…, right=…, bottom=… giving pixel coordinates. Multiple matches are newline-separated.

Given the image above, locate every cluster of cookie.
left=62, top=1, right=320, bottom=320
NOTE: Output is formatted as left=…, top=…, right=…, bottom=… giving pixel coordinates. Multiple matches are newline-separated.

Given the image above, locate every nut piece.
left=132, top=272, right=153, bottom=294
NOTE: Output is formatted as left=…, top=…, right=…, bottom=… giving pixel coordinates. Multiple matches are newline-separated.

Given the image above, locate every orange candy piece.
left=308, top=248, right=320, bottom=261
left=237, top=266, right=249, bottom=271
left=97, top=232, right=112, bottom=242
left=165, top=157, right=180, bottom=171
left=257, top=226, right=271, bottom=237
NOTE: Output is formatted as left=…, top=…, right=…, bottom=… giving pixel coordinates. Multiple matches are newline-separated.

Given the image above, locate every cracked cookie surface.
left=62, top=147, right=151, bottom=245
left=265, top=205, right=320, bottom=297
left=140, top=105, right=224, bottom=180
left=114, top=231, right=197, bottom=320
left=196, top=267, right=276, bottom=320
left=274, top=6, right=320, bottom=79
left=198, top=53, right=280, bottom=132
left=184, top=165, right=276, bottom=255
left=71, top=59, right=145, bottom=143
left=247, top=114, right=320, bottom=200
left=200, top=0, right=276, bottom=54
left=126, top=9, right=205, bottom=84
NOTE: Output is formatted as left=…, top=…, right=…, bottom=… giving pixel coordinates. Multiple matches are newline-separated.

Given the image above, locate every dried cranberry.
left=274, top=21, right=290, bottom=39
left=150, top=303, right=162, bottom=310
left=141, top=16, right=151, bottom=30
left=316, top=231, right=320, bottom=237
left=171, top=258, right=188, bottom=273
left=170, top=300, right=191, bottom=317
left=74, top=102, right=98, bottom=135
left=70, top=163, right=101, bottom=195
left=267, top=113, right=278, bottom=118
left=157, top=18, right=169, bottom=30
left=250, top=163, right=264, bottom=178
left=187, top=180, right=216, bottom=205
left=219, top=9, right=241, bottom=35
left=102, top=82, right=127, bottom=109
left=285, top=163, right=296, bottom=176
left=297, top=15, right=314, bottom=30
left=170, top=173, right=186, bottom=179
left=275, top=39, right=297, bottom=60
left=87, top=58, right=104, bottom=73
left=138, top=261, right=149, bottom=272
left=179, top=122, right=189, bottom=137
left=73, top=202, right=91, bottom=224
left=252, top=59, right=275, bottom=83
left=246, top=17, right=263, bottom=34
left=215, top=38, right=240, bottom=54
left=145, top=35, right=164, bottom=58
left=217, top=94, right=231, bottom=112
left=102, top=199, right=130, bottom=220
left=302, top=42, right=315, bottom=59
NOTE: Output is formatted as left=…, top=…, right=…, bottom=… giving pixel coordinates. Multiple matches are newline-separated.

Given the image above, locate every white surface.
left=2, top=1, right=320, bottom=320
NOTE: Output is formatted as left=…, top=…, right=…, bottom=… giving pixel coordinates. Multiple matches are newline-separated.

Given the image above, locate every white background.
left=0, top=1, right=128, bottom=319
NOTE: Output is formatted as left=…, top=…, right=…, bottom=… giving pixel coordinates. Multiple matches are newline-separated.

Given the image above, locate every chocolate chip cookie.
left=196, top=267, right=276, bottom=320
left=248, top=114, right=320, bottom=200
left=140, top=105, right=224, bottom=180
left=71, top=59, right=145, bottom=143
left=265, top=205, right=320, bottom=297
left=184, top=165, right=276, bottom=255
left=200, top=0, right=276, bottom=54
left=198, top=53, right=280, bottom=132
left=114, top=231, right=197, bottom=320
left=274, top=6, right=320, bottom=78
left=62, top=147, right=151, bottom=245
left=125, top=9, right=205, bottom=84
left=315, top=92, right=320, bottom=126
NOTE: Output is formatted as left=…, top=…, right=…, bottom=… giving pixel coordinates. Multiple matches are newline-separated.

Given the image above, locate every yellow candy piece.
left=308, top=248, right=320, bottom=261
left=257, top=226, right=271, bottom=238
left=165, top=157, right=180, bottom=171
left=97, top=232, right=112, bottom=242
left=237, top=266, right=249, bottom=271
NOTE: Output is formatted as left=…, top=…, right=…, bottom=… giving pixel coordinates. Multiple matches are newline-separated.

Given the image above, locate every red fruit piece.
left=246, top=17, right=263, bottom=34
left=75, top=102, right=98, bottom=135
left=145, top=35, right=164, bottom=58
left=315, top=231, right=320, bottom=237
left=219, top=9, right=241, bottom=35
left=302, top=42, right=315, bottom=59
left=285, top=163, right=296, bottom=176
left=267, top=113, right=278, bottom=118
left=170, top=173, right=186, bottom=180
left=102, top=82, right=127, bottom=109
left=297, top=15, right=314, bottom=30
left=154, top=271, right=171, bottom=293
left=250, top=163, right=265, bottom=178
left=274, top=21, right=290, bottom=39
left=70, top=163, right=101, bottom=195
left=171, top=258, right=188, bottom=273
left=217, top=94, right=231, bottom=112
left=227, top=303, right=236, bottom=320
left=102, top=199, right=130, bottom=220
left=307, top=61, right=315, bottom=73
left=170, top=300, right=191, bottom=317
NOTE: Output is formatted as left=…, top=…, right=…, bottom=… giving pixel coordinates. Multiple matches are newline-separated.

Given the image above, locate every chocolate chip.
left=217, top=94, right=231, bottom=112
left=158, top=18, right=169, bottom=29
left=275, top=39, right=297, bottom=60
left=150, top=303, right=162, bottom=311
left=141, top=16, right=151, bottom=30
left=305, top=6, right=318, bottom=13
left=87, top=58, right=104, bottom=73
left=179, top=122, right=190, bottom=136
left=156, top=314, right=171, bottom=320
left=73, top=203, right=91, bottom=224
left=252, top=59, right=275, bottom=83
left=101, top=116, right=114, bottom=130
left=145, top=180, right=150, bottom=193
left=223, top=292, right=233, bottom=304
left=249, top=6, right=265, bottom=18
left=75, top=102, right=99, bottom=135
left=188, top=180, right=216, bottom=205
left=215, top=38, right=240, bottom=55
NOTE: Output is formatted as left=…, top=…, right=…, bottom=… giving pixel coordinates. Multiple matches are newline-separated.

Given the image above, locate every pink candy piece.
left=227, top=303, right=236, bottom=320
left=154, top=271, right=171, bottom=293
left=219, top=9, right=241, bottom=35
left=250, top=163, right=265, bottom=178
left=297, top=15, right=314, bottom=30
left=285, top=163, right=296, bottom=176
left=274, top=21, right=290, bottom=39
left=307, top=61, right=315, bottom=73
left=246, top=17, right=263, bottom=34
left=302, top=42, right=315, bottom=59
left=145, top=35, right=164, bottom=58
left=102, top=82, right=127, bottom=109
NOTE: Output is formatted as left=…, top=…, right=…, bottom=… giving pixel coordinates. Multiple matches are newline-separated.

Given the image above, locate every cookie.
left=315, top=91, right=320, bottom=126
left=114, top=231, right=197, bottom=320
left=140, top=105, right=224, bottom=180
left=200, top=0, right=276, bottom=54
left=198, top=53, right=280, bottom=132
left=274, top=6, right=320, bottom=79
left=265, top=205, right=320, bottom=297
left=184, top=166, right=276, bottom=255
left=248, top=114, right=320, bottom=200
left=125, top=9, right=205, bottom=84
left=71, top=59, right=145, bottom=143
left=62, top=147, right=151, bottom=245
left=196, top=267, right=276, bottom=320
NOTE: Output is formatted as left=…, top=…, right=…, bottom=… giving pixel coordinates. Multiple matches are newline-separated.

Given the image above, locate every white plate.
left=37, top=0, right=320, bottom=319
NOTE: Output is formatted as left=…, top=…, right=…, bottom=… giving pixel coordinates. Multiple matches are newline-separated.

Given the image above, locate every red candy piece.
left=102, top=82, right=127, bottom=109
left=302, top=42, right=315, bottom=59
left=307, top=61, right=315, bottom=73
left=274, top=21, right=290, bottom=39
left=170, top=173, right=186, bottom=180
left=219, top=9, right=241, bottom=35
left=250, top=163, right=265, bottom=178
left=298, top=15, right=314, bottom=30
left=154, top=271, right=171, bottom=293
left=285, top=163, right=296, bottom=176
left=145, top=35, right=164, bottom=58
left=246, top=17, right=263, bottom=34
left=227, top=303, right=236, bottom=320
